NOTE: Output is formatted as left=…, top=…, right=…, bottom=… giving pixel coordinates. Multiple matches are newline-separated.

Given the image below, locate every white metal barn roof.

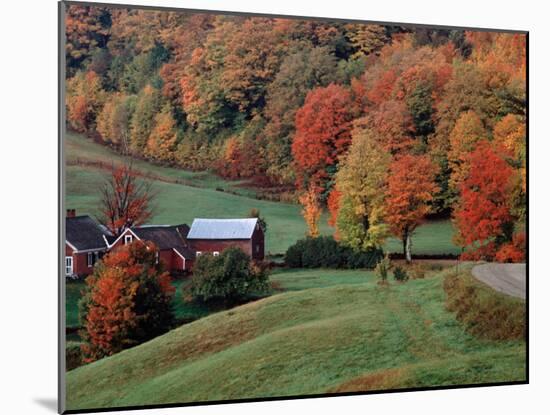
left=187, top=218, right=258, bottom=240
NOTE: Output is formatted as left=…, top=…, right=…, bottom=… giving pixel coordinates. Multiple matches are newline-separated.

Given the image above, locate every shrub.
left=284, top=236, right=382, bottom=269
left=375, top=255, right=391, bottom=283
left=407, top=264, right=425, bottom=279
left=443, top=272, right=525, bottom=340
left=66, top=342, right=84, bottom=371
left=495, top=232, right=526, bottom=263
left=80, top=240, right=175, bottom=362
left=285, top=239, right=306, bottom=268
left=188, top=247, right=269, bottom=304
left=393, top=266, right=409, bottom=282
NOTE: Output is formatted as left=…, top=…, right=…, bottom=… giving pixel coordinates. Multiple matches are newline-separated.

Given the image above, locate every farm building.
left=65, top=211, right=265, bottom=278
left=109, top=224, right=195, bottom=274
left=187, top=218, right=264, bottom=261
left=65, top=209, right=113, bottom=278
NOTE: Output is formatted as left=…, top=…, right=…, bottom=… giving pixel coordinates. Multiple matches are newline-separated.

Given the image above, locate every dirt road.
left=471, top=263, right=526, bottom=300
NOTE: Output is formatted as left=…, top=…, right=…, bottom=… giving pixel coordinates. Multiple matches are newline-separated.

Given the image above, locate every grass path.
left=66, top=269, right=525, bottom=410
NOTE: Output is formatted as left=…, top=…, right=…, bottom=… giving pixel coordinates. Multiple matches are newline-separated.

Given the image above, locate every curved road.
left=471, top=263, right=526, bottom=300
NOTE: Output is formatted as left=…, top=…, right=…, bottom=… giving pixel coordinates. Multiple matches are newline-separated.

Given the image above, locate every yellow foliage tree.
left=299, top=187, right=322, bottom=238
left=335, top=127, right=390, bottom=249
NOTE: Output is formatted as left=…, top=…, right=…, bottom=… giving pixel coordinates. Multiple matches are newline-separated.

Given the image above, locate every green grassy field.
left=65, top=133, right=460, bottom=255
left=65, top=267, right=525, bottom=411
left=66, top=269, right=379, bottom=328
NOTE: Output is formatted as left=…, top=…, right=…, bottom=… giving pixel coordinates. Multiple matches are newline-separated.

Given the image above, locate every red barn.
left=65, top=210, right=112, bottom=278
left=187, top=218, right=264, bottom=261
left=109, top=224, right=195, bottom=274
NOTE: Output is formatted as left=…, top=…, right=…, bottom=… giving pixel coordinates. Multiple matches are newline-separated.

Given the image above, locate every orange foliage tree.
left=99, top=163, right=155, bottom=237
left=292, top=83, right=358, bottom=197
left=385, top=154, right=439, bottom=262
left=454, top=141, right=514, bottom=260
left=80, top=240, right=175, bottom=362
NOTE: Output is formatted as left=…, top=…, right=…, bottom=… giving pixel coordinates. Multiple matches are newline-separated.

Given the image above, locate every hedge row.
left=285, top=236, right=383, bottom=269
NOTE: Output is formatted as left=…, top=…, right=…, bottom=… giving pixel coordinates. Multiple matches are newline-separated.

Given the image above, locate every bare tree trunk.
left=405, top=232, right=412, bottom=264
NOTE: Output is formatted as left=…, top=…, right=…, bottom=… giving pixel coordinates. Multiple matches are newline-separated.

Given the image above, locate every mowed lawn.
left=65, top=133, right=460, bottom=256
left=66, top=268, right=526, bottom=411
left=66, top=269, right=380, bottom=328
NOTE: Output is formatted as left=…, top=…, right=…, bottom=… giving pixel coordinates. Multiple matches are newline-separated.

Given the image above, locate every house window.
left=155, top=251, right=159, bottom=264
left=256, top=245, right=260, bottom=253
left=213, top=251, right=220, bottom=257
left=87, top=252, right=93, bottom=267
left=65, top=256, right=73, bottom=276
left=196, top=251, right=202, bottom=257
left=124, top=234, right=133, bottom=245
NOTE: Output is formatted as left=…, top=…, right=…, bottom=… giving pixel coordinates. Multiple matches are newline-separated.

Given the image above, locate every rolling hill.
left=65, top=269, right=525, bottom=411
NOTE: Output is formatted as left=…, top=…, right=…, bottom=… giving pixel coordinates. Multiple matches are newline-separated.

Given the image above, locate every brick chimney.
left=66, top=209, right=76, bottom=218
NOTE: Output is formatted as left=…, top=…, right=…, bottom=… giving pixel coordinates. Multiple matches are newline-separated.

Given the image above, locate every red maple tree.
left=99, top=163, right=156, bottom=237
left=454, top=140, right=514, bottom=260
left=81, top=240, right=175, bottom=362
left=292, top=83, right=358, bottom=195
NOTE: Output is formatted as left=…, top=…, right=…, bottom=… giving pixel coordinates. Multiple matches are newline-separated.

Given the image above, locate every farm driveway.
left=471, top=263, right=526, bottom=300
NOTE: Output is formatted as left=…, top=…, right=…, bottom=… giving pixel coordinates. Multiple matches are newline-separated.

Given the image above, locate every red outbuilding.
left=186, top=218, right=264, bottom=261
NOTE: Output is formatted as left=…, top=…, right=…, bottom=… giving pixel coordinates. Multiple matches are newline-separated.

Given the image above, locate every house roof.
left=119, top=224, right=195, bottom=258
left=187, top=218, right=258, bottom=240
left=131, top=224, right=190, bottom=250
left=66, top=215, right=112, bottom=251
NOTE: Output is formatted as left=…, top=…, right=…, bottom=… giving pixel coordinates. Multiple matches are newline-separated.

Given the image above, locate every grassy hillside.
left=65, top=133, right=460, bottom=255
left=66, top=269, right=525, bottom=411
left=67, top=269, right=377, bottom=328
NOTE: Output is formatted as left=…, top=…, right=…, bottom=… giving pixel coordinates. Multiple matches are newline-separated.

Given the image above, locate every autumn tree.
left=447, top=110, right=488, bottom=194
left=494, top=114, right=527, bottom=192
left=129, top=84, right=161, bottom=155
left=144, top=104, right=178, bottom=162
left=385, top=154, right=439, bottom=262
left=96, top=93, right=136, bottom=152
left=454, top=140, right=514, bottom=260
left=65, top=5, right=111, bottom=74
left=80, top=240, right=175, bottom=362
left=367, top=100, right=415, bottom=155
left=222, top=18, right=284, bottom=116
left=99, top=163, right=156, bottom=237
left=345, top=24, right=389, bottom=58
left=66, top=71, right=105, bottom=133
left=263, top=46, right=340, bottom=184
left=292, top=83, right=358, bottom=197
left=299, top=187, right=322, bottom=238
left=335, top=128, right=390, bottom=250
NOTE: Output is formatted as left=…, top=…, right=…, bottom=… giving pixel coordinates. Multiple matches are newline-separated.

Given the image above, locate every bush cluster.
left=285, top=236, right=383, bottom=269
left=443, top=272, right=525, bottom=340
left=188, top=247, right=270, bottom=304
left=393, top=266, right=409, bottom=282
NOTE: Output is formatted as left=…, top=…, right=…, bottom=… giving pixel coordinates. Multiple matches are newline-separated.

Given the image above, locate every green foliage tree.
left=188, top=248, right=269, bottom=304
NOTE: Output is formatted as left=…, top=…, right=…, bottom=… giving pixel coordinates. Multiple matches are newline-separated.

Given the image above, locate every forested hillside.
left=65, top=5, right=526, bottom=261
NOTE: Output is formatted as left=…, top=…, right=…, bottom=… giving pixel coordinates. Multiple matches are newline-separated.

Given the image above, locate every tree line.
left=65, top=5, right=526, bottom=261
